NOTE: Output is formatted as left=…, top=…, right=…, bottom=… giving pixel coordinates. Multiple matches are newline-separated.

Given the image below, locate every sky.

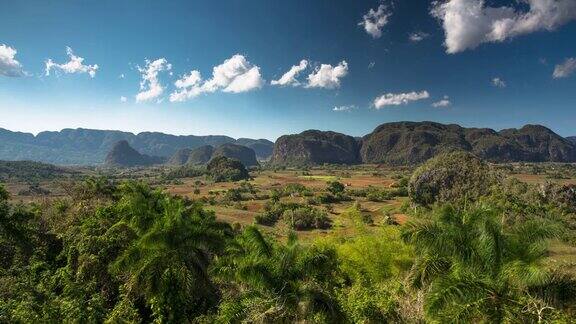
left=0, top=0, right=575, bottom=140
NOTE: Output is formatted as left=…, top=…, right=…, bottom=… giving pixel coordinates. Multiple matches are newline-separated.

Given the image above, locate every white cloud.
left=409, top=31, right=430, bottom=42
left=553, top=57, right=576, bottom=79
left=359, top=4, right=392, bottom=38
left=333, top=105, right=357, bottom=112
left=271, top=60, right=308, bottom=86
left=306, top=61, right=349, bottom=89
left=373, top=90, right=430, bottom=109
left=169, top=54, right=263, bottom=102
left=135, top=58, right=172, bottom=103
left=205, top=54, right=263, bottom=93
left=120, top=96, right=127, bottom=103
left=431, top=0, right=576, bottom=54
left=492, top=77, right=507, bottom=88
left=368, top=61, right=376, bottom=69
left=0, top=44, right=25, bottom=77
left=432, top=95, right=452, bottom=107
left=169, top=70, right=204, bottom=102
left=119, top=73, right=125, bottom=79
left=45, top=47, right=99, bottom=77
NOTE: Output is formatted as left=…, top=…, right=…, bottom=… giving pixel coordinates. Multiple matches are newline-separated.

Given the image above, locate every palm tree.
left=111, top=195, right=230, bottom=323
left=401, top=205, right=559, bottom=322
left=213, top=226, right=342, bottom=322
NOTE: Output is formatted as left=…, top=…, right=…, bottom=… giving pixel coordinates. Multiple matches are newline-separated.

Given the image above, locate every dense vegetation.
left=1, top=153, right=576, bottom=323
left=0, top=160, right=78, bottom=182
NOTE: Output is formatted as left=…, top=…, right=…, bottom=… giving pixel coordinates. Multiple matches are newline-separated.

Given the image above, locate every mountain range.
left=272, top=122, right=576, bottom=166
left=0, top=128, right=273, bottom=165
left=1, top=121, right=575, bottom=167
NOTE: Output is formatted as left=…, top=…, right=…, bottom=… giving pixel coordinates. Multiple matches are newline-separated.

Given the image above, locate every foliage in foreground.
left=1, top=171, right=575, bottom=323
left=402, top=205, right=573, bottom=322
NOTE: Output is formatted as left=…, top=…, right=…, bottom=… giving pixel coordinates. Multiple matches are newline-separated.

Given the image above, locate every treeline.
left=1, top=152, right=576, bottom=323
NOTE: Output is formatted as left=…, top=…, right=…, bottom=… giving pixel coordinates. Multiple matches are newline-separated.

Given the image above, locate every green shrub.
left=327, top=181, right=345, bottom=195
left=282, top=206, right=331, bottom=230
left=254, top=201, right=303, bottom=226
left=223, top=188, right=243, bottom=202
left=283, top=183, right=307, bottom=195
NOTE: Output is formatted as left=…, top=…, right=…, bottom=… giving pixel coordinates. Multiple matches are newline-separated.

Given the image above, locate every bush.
left=223, top=188, right=243, bottom=202
left=327, top=181, right=345, bottom=195
left=408, top=151, right=498, bottom=206
left=282, top=206, right=331, bottom=230
left=254, top=201, right=303, bottom=226
left=282, top=183, right=312, bottom=197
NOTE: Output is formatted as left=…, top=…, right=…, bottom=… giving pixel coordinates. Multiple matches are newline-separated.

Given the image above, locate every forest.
left=1, top=151, right=575, bottom=323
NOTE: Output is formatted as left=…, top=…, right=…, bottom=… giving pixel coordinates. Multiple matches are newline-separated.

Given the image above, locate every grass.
left=299, top=175, right=339, bottom=181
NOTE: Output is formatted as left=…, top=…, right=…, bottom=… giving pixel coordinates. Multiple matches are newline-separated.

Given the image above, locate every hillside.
left=0, top=127, right=271, bottom=165
left=272, top=130, right=361, bottom=166
left=166, top=148, right=195, bottom=166
left=104, top=140, right=165, bottom=167
left=235, top=138, right=274, bottom=160
left=212, top=143, right=259, bottom=167
left=360, top=122, right=470, bottom=165
left=270, top=122, right=576, bottom=166
left=361, top=122, right=576, bottom=165
left=0, top=160, right=78, bottom=182
left=167, top=145, right=215, bottom=166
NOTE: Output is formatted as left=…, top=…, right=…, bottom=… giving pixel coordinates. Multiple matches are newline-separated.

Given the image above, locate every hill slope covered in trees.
left=272, top=122, right=576, bottom=166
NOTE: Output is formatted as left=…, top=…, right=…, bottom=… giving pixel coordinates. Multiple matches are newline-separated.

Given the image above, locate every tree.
left=111, top=195, right=231, bottom=322
left=207, top=156, right=249, bottom=182
left=401, top=205, right=559, bottom=322
left=408, top=151, right=498, bottom=206
left=213, top=226, right=343, bottom=322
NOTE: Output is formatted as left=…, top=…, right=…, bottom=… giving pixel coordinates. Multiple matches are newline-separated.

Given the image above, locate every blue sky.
left=0, top=0, right=575, bottom=140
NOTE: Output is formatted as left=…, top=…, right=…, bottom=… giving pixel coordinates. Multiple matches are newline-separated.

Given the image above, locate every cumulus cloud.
left=170, top=54, right=263, bottom=102
left=45, top=47, right=99, bottom=77
left=432, top=95, right=452, bottom=107
left=135, top=58, right=172, bottom=103
left=373, top=90, right=430, bottom=109
left=368, top=62, right=376, bottom=69
left=306, top=61, right=349, bottom=89
left=409, top=31, right=430, bottom=42
left=333, top=105, right=357, bottom=112
left=120, top=96, right=127, bottom=103
left=359, top=4, right=392, bottom=38
left=553, top=57, right=576, bottom=79
left=271, top=60, right=308, bottom=86
left=169, top=70, right=204, bottom=102
left=492, top=77, right=507, bottom=88
left=431, top=0, right=576, bottom=54
left=201, top=54, right=264, bottom=94
left=0, top=44, right=25, bottom=77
